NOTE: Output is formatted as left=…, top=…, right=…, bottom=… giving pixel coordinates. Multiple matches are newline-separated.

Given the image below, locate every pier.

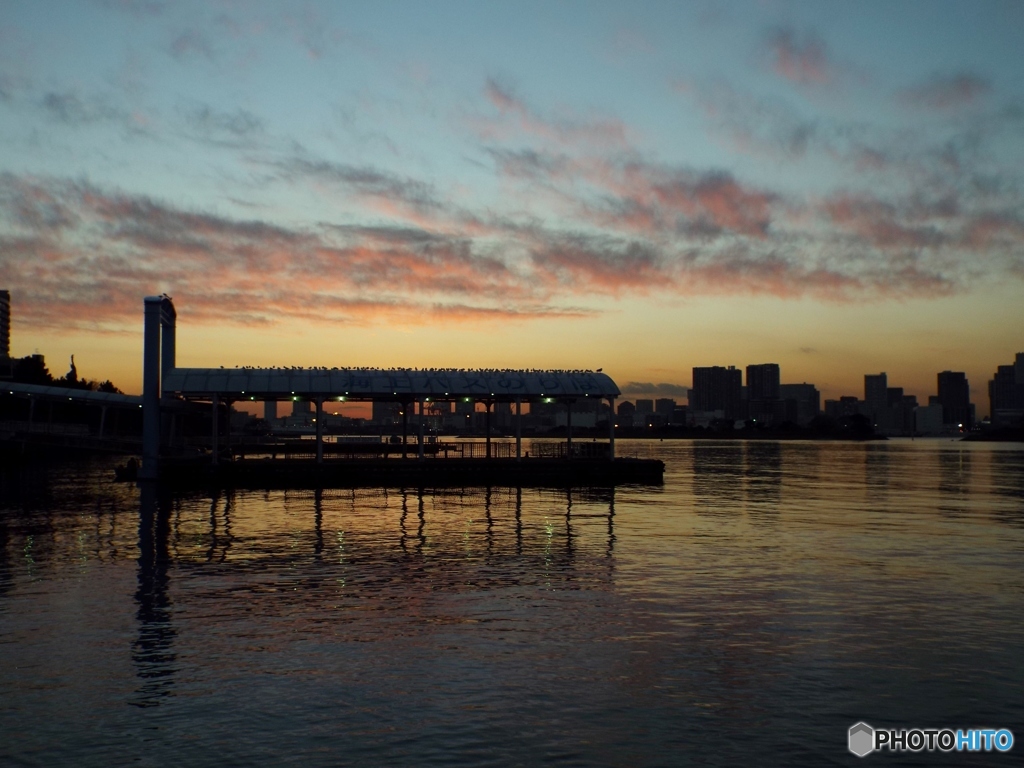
left=142, top=296, right=663, bottom=487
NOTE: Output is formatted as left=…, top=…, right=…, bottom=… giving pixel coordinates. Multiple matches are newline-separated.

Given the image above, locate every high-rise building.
left=691, top=366, right=743, bottom=419
left=864, top=373, right=888, bottom=417
left=654, top=398, right=676, bottom=417
left=747, top=363, right=780, bottom=423
left=372, top=400, right=402, bottom=426
left=886, top=387, right=903, bottom=406
left=937, top=371, right=971, bottom=428
left=825, top=396, right=861, bottom=419
left=989, top=353, right=1024, bottom=427
left=746, top=364, right=780, bottom=401
left=0, top=289, right=10, bottom=360
left=635, top=399, right=654, bottom=414
left=779, top=383, right=820, bottom=426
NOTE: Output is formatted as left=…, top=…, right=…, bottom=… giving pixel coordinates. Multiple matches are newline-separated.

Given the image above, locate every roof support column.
left=418, top=400, right=425, bottom=460
left=515, top=398, right=522, bottom=461
left=141, top=296, right=163, bottom=480
left=224, top=399, right=232, bottom=460
left=566, top=402, right=572, bottom=460
left=316, top=397, right=324, bottom=464
left=401, top=402, right=408, bottom=459
left=485, top=402, right=491, bottom=459
left=211, top=394, right=219, bottom=466
left=608, top=397, right=615, bottom=460
left=99, top=405, right=107, bottom=438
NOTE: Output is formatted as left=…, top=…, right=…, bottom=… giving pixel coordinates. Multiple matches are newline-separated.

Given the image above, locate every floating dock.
left=158, top=455, right=664, bottom=489
left=139, top=295, right=664, bottom=488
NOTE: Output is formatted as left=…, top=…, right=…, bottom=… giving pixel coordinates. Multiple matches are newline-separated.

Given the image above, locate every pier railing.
left=178, top=436, right=612, bottom=461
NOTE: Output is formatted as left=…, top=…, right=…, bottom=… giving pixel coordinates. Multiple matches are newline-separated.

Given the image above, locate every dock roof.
left=161, top=368, right=620, bottom=401
left=5, top=381, right=142, bottom=406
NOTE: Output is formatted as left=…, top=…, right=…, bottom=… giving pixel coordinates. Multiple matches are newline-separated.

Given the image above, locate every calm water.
left=1, top=439, right=1022, bottom=767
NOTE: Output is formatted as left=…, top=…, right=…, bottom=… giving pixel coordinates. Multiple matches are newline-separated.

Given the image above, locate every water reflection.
left=745, top=442, right=782, bottom=518
left=692, top=442, right=745, bottom=512
left=990, top=450, right=1024, bottom=529
left=515, top=486, right=523, bottom=556
left=692, top=441, right=783, bottom=518
left=938, top=446, right=972, bottom=498
left=1, top=445, right=1023, bottom=767
left=132, top=482, right=176, bottom=708
left=313, top=487, right=323, bottom=557
left=864, top=442, right=891, bottom=496
left=161, top=485, right=620, bottom=602
left=0, top=510, right=9, bottom=601
left=606, top=487, right=615, bottom=560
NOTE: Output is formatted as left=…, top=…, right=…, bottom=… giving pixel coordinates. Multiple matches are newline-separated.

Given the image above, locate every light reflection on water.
left=1, top=439, right=1023, bottom=767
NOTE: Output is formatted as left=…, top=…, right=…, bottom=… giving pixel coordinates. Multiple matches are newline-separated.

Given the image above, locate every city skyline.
left=2, top=286, right=1015, bottom=423
left=1, top=2, right=1022, bottom=411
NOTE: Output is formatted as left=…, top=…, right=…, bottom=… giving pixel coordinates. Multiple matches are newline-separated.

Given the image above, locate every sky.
left=1, top=0, right=1022, bottom=414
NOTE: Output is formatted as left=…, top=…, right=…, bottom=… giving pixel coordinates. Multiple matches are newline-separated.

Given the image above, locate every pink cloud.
left=962, top=213, right=1024, bottom=249
left=766, top=28, right=832, bottom=87
left=568, top=159, right=779, bottom=238
left=823, top=193, right=946, bottom=249
left=478, top=78, right=628, bottom=148
left=653, top=173, right=775, bottom=237
left=2, top=163, right=1019, bottom=342
left=530, top=239, right=663, bottom=295
left=169, top=29, right=214, bottom=61
left=900, top=73, right=990, bottom=111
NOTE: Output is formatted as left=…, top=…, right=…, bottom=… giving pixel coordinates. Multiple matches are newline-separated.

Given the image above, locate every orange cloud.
left=2, top=161, right=1019, bottom=341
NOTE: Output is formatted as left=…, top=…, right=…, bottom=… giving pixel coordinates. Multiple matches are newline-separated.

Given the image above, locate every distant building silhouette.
left=937, top=371, right=971, bottom=429
left=635, top=398, right=654, bottom=414
left=778, top=383, right=820, bottom=426
left=825, top=395, right=861, bottom=419
left=864, top=373, right=888, bottom=422
left=654, top=397, right=675, bottom=415
left=615, top=400, right=637, bottom=427
left=989, top=353, right=1024, bottom=427
left=747, top=364, right=780, bottom=400
left=915, top=403, right=944, bottom=434
left=691, top=365, right=743, bottom=420
left=372, top=400, right=402, bottom=426
left=747, top=363, right=780, bottom=423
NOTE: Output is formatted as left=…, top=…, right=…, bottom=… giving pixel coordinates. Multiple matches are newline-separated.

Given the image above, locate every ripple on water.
left=1, top=442, right=1022, bottom=766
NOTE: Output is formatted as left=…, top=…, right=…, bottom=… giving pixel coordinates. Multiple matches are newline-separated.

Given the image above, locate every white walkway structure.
left=142, top=296, right=620, bottom=478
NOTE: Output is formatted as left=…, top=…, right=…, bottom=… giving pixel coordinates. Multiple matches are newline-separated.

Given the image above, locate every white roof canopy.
left=161, top=368, right=620, bottom=401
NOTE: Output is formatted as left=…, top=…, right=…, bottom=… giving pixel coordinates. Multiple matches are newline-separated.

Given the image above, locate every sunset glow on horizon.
left=1, top=1, right=1022, bottom=413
